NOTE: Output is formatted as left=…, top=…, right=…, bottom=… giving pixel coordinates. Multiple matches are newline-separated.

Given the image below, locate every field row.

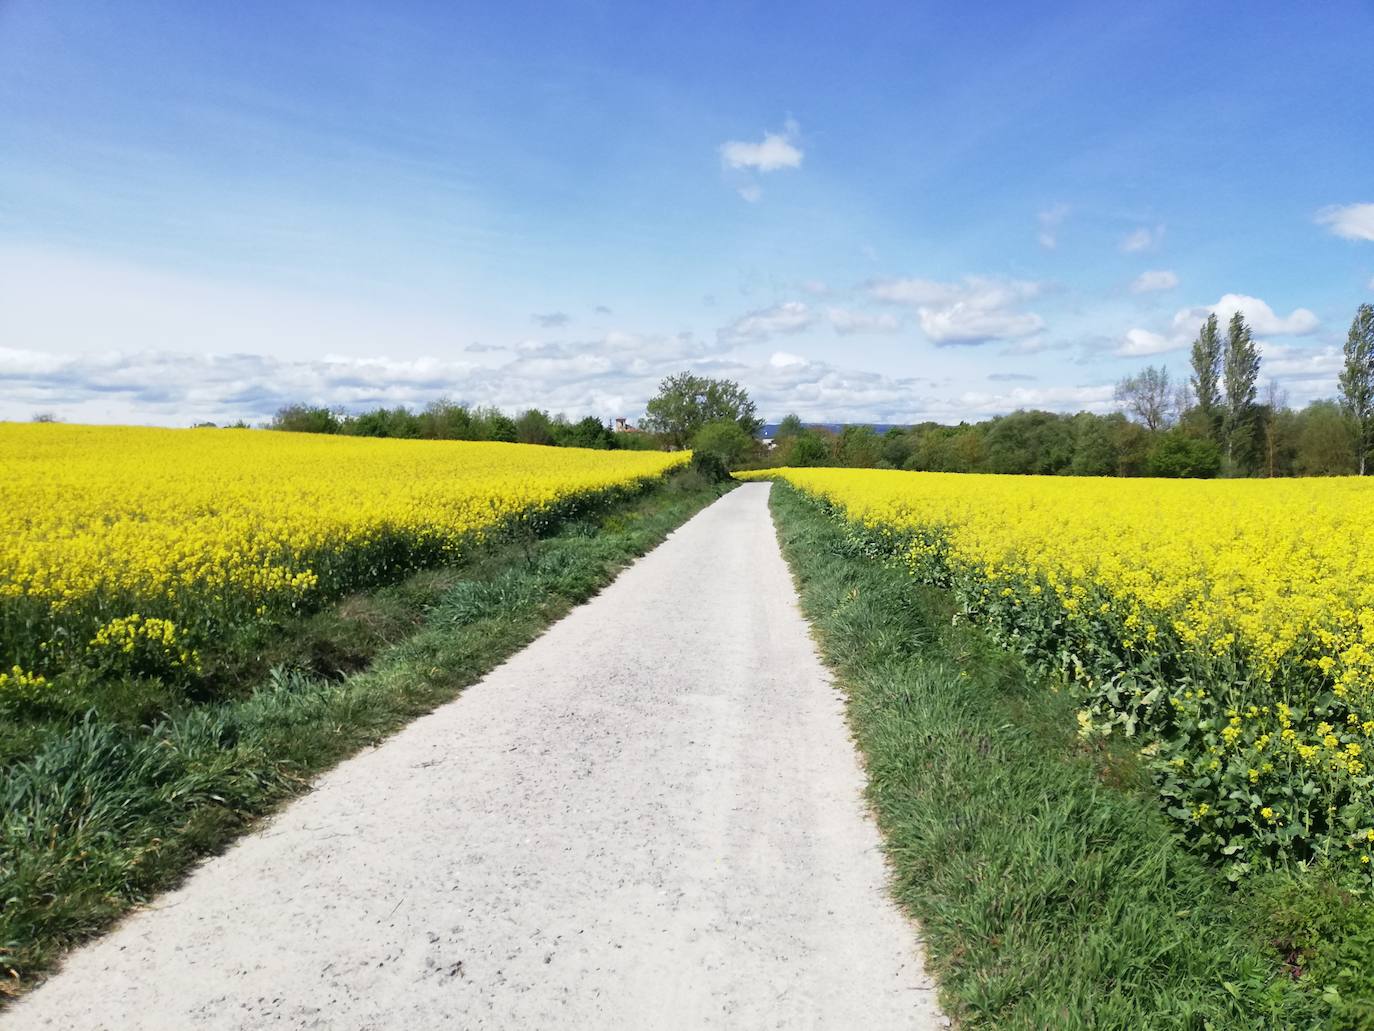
left=741, top=468, right=1374, bottom=877
left=1, top=424, right=687, bottom=693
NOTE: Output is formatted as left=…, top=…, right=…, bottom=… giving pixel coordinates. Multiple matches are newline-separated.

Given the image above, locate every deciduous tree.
left=1115, top=365, right=1174, bottom=432
left=642, top=371, right=761, bottom=449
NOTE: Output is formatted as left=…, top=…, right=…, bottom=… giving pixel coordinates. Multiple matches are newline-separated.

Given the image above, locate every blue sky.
left=2, top=1, right=1372, bottom=425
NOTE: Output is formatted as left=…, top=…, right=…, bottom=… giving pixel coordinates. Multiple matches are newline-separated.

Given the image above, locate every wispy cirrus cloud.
left=1316, top=203, right=1374, bottom=242
left=1130, top=269, right=1178, bottom=293
left=1120, top=224, right=1166, bottom=253
left=1037, top=203, right=1069, bottom=249
left=825, top=307, right=901, bottom=335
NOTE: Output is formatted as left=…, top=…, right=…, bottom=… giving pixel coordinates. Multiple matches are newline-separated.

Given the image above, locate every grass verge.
left=768, top=481, right=1358, bottom=1029
left=0, top=470, right=732, bottom=997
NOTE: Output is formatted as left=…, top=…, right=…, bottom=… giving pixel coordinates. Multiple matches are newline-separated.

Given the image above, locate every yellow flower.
left=2, top=424, right=687, bottom=680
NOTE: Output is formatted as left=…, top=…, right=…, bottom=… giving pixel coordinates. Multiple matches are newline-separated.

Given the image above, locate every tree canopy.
left=641, top=371, right=761, bottom=449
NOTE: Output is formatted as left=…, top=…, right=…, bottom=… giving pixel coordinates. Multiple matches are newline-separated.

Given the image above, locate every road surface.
left=7, top=482, right=944, bottom=1030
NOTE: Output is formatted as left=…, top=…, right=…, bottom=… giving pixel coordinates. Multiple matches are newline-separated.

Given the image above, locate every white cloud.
left=1130, top=269, right=1179, bottom=293
left=716, top=301, right=815, bottom=345
left=1116, top=328, right=1180, bottom=357
left=868, top=276, right=1045, bottom=345
left=920, top=307, right=1043, bottom=345
left=1119, top=292, right=1321, bottom=358
left=1316, top=203, right=1374, bottom=242
left=826, top=307, right=901, bottom=335
left=1178, top=294, right=1320, bottom=336
left=1037, top=203, right=1069, bottom=250
left=719, top=120, right=802, bottom=202
left=719, top=120, right=803, bottom=172
left=1120, top=224, right=1165, bottom=253
left=2, top=328, right=1139, bottom=430
left=1257, top=342, right=1344, bottom=379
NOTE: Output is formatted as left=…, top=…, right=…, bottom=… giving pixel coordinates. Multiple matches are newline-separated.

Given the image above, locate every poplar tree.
left=1189, top=314, right=1223, bottom=440
left=1338, top=302, right=1374, bottom=475
left=1222, top=310, right=1260, bottom=472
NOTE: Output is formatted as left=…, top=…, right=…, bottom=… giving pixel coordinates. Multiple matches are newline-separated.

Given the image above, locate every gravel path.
left=7, top=483, right=944, bottom=1030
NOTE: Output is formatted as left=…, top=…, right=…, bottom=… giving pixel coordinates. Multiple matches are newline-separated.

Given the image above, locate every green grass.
left=0, top=470, right=731, bottom=997
left=767, top=481, right=1353, bottom=1029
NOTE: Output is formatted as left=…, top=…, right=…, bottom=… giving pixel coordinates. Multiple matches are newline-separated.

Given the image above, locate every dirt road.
left=7, top=482, right=944, bottom=1029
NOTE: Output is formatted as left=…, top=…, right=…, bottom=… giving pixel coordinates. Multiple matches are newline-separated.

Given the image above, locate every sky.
left=2, top=1, right=1373, bottom=427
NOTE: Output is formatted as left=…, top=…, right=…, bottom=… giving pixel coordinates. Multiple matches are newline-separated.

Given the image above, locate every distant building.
left=613, top=417, right=642, bottom=433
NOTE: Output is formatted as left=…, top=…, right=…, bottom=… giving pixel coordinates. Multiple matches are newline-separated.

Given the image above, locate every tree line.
left=250, top=302, right=1374, bottom=478
left=747, top=302, right=1374, bottom=478
left=266, top=399, right=661, bottom=450
left=263, top=372, right=765, bottom=460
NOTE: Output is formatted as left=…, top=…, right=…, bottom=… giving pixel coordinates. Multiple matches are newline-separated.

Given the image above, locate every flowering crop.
left=1, top=424, right=685, bottom=685
left=742, top=467, right=1374, bottom=877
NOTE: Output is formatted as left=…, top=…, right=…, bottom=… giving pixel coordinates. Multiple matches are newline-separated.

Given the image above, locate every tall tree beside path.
left=642, top=371, right=762, bottom=450
left=1190, top=314, right=1223, bottom=441
left=1222, top=311, right=1261, bottom=473
left=1338, top=302, right=1374, bottom=475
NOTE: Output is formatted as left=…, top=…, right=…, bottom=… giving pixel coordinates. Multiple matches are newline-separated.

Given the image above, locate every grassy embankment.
left=0, top=470, right=731, bottom=996
left=769, top=481, right=1372, bottom=1030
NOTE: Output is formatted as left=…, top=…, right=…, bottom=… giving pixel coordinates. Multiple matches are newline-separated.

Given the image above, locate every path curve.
left=7, top=482, right=944, bottom=1030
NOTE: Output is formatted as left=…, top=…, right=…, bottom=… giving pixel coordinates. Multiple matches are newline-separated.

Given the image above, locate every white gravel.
left=7, top=482, right=945, bottom=1030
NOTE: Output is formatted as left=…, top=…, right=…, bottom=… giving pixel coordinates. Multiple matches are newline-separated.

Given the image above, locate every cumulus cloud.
left=1118, top=293, right=1321, bottom=358
left=868, top=276, right=1045, bottom=345
left=1258, top=342, right=1344, bottom=379
left=1120, top=224, right=1165, bottom=253
left=719, top=119, right=803, bottom=172
left=719, top=119, right=802, bottom=201
left=716, top=301, right=815, bottom=345
left=532, top=312, right=570, bottom=328
left=826, top=307, right=901, bottom=335
left=1179, top=294, right=1320, bottom=336
left=1037, top=203, right=1069, bottom=249
left=769, top=350, right=808, bottom=369
left=1117, top=328, right=1180, bottom=357
left=0, top=327, right=724, bottom=427
left=1316, top=203, right=1374, bottom=242
left=2, top=332, right=1136, bottom=431
left=1130, top=269, right=1179, bottom=293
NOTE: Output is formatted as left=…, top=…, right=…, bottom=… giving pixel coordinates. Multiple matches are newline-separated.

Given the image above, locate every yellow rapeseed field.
left=0, top=423, right=686, bottom=687
left=744, top=467, right=1374, bottom=874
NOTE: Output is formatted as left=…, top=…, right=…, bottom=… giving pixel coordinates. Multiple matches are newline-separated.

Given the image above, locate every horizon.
left=3, top=2, right=1372, bottom=428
